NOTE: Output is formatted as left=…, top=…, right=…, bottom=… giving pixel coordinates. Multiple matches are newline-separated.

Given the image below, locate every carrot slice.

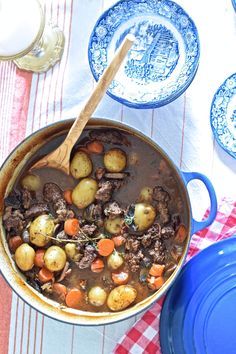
left=86, top=141, right=104, bottom=154
left=97, top=239, right=115, bottom=256
left=147, top=276, right=165, bottom=290
left=34, top=249, right=45, bottom=268
left=112, top=235, right=126, bottom=247
left=149, top=264, right=165, bottom=277
left=112, top=271, right=129, bottom=285
left=174, top=224, right=187, bottom=244
left=63, top=190, right=73, bottom=204
left=65, top=288, right=83, bottom=309
left=64, top=218, right=80, bottom=236
left=38, top=267, right=53, bottom=283
left=8, top=236, right=23, bottom=253
left=91, top=258, right=105, bottom=273
left=52, top=283, right=67, bottom=301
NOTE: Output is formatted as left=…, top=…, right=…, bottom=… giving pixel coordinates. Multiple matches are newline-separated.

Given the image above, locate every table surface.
left=0, top=0, right=235, bottom=353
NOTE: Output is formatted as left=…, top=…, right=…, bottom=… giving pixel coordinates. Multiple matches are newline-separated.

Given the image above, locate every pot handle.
left=181, top=171, right=217, bottom=234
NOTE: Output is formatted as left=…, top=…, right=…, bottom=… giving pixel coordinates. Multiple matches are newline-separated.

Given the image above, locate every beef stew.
left=3, top=128, right=188, bottom=312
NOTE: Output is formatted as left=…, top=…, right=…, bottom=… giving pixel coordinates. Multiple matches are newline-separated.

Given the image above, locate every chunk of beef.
left=25, top=203, right=49, bottom=219
left=81, top=223, right=97, bottom=236
left=110, top=179, right=125, bottom=190
left=89, top=130, right=130, bottom=146
left=4, top=190, right=22, bottom=209
left=84, top=203, right=103, bottom=226
left=149, top=239, right=166, bottom=264
left=140, top=223, right=161, bottom=247
left=43, top=183, right=72, bottom=221
left=43, top=183, right=63, bottom=203
left=157, top=202, right=170, bottom=225
left=95, top=181, right=113, bottom=203
left=3, top=207, right=25, bottom=234
left=161, top=226, right=175, bottom=239
left=104, top=201, right=123, bottom=219
left=77, top=245, right=97, bottom=269
left=22, top=189, right=32, bottom=209
left=125, top=237, right=140, bottom=253
left=153, top=186, right=170, bottom=203
left=124, top=250, right=144, bottom=272
left=95, top=167, right=106, bottom=181
left=141, top=234, right=152, bottom=247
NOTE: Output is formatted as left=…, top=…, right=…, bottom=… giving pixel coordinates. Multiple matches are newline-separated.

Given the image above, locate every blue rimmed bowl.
left=88, top=0, right=200, bottom=109
left=210, top=73, right=236, bottom=159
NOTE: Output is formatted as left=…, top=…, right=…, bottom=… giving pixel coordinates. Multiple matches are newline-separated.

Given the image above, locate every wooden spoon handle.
left=63, top=34, right=135, bottom=148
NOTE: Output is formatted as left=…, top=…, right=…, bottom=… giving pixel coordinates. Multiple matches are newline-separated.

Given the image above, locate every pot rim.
left=0, top=118, right=192, bottom=325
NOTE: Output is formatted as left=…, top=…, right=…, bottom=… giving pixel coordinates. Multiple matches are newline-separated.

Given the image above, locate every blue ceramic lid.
left=210, top=73, right=236, bottom=159
left=160, top=237, right=236, bottom=354
left=88, top=0, right=200, bottom=109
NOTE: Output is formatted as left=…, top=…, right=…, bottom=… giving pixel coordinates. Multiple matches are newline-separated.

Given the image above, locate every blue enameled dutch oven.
left=0, top=118, right=217, bottom=325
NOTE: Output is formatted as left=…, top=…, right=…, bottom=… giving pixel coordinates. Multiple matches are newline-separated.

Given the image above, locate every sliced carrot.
left=112, top=271, right=129, bottom=285
left=97, top=238, right=115, bottom=256
left=34, top=249, right=45, bottom=268
left=174, top=224, right=187, bottom=244
left=147, top=276, right=165, bottom=290
left=86, top=140, right=104, bottom=154
left=64, top=218, right=80, bottom=236
left=65, top=288, right=83, bottom=309
left=91, top=258, right=105, bottom=273
left=149, top=264, right=165, bottom=277
left=52, top=283, right=67, bottom=301
left=38, top=267, right=53, bottom=283
left=112, top=235, right=126, bottom=247
left=8, top=236, right=23, bottom=253
left=63, top=189, right=73, bottom=204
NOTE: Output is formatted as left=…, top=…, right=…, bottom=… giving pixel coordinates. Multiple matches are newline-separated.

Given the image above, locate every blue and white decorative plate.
left=88, top=0, right=200, bottom=109
left=210, top=73, right=236, bottom=159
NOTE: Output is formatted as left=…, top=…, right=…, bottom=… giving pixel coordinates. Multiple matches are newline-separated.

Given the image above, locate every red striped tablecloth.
left=0, top=1, right=235, bottom=353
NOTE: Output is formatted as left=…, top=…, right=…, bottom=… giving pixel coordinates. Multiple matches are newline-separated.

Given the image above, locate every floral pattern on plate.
left=88, top=0, right=200, bottom=108
left=210, top=73, right=236, bottom=159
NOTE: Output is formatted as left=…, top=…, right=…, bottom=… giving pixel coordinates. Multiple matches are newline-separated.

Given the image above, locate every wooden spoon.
left=31, top=34, right=135, bottom=175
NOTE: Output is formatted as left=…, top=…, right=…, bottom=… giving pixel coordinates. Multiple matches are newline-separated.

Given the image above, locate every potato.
left=139, top=187, right=153, bottom=203
left=72, top=178, right=98, bottom=209
left=70, top=151, right=92, bottom=179
left=29, top=214, right=54, bottom=247
left=21, top=174, right=41, bottom=191
left=104, top=148, right=126, bottom=172
left=88, top=286, right=107, bottom=307
left=15, top=243, right=35, bottom=271
left=44, top=246, right=66, bottom=272
left=107, top=251, right=124, bottom=270
left=107, top=285, right=137, bottom=311
left=65, top=243, right=82, bottom=261
left=134, top=203, right=156, bottom=231
left=104, top=217, right=123, bottom=235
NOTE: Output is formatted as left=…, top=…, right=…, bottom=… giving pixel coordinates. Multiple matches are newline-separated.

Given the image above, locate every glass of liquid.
left=0, top=0, right=64, bottom=72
